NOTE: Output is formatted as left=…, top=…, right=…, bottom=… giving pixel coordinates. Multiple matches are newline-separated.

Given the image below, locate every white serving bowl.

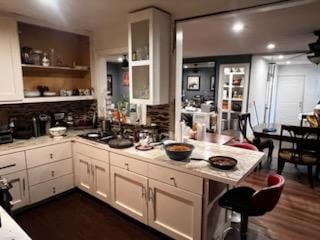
left=49, top=127, right=67, bottom=138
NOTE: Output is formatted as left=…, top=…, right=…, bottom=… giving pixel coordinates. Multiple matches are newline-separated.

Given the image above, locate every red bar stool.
left=229, top=142, right=258, bottom=151
left=219, top=174, right=285, bottom=240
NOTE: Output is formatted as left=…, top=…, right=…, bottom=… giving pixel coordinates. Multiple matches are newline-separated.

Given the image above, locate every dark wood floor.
left=14, top=153, right=320, bottom=240
left=15, top=191, right=170, bottom=240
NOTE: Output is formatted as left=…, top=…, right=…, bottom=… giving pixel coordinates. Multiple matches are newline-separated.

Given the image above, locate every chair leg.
left=277, top=160, right=285, bottom=175
left=240, top=214, right=248, bottom=240
left=268, top=145, right=274, bottom=163
left=316, top=165, right=320, bottom=180
left=308, top=165, right=314, bottom=189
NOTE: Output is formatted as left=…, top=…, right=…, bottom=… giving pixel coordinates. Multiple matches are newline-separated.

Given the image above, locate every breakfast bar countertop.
left=74, top=137, right=265, bottom=186
left=0, top=130, right=265, bottom=186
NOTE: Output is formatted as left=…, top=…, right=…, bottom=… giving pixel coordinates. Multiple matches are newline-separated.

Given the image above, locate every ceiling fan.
left=308, top=30, right=320, bottom=65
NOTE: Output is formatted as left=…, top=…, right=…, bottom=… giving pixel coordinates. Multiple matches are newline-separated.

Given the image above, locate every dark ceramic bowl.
left=164, top=143, right=194, bottom=161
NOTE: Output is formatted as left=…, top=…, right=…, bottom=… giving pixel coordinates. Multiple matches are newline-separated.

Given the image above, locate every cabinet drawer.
left=30, top=174, right=74, bottom=203
left=73, top=142, right=108, bottom=163
left=148, top=164, right=203, bottom=195
left=110, top=152, right=147, bottom=176
left=28, top=158, right=73, bottom=186
left=0, top=151, right=26, bottom=175
left=26, top=142, right=72, bottom=168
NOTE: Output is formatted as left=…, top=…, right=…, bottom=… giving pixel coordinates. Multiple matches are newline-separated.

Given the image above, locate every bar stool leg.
left=240, top=214, right=248, bottom=240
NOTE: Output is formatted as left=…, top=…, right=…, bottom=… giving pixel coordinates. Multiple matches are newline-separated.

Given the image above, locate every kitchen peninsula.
left=0, top=131, right=264, bottom=240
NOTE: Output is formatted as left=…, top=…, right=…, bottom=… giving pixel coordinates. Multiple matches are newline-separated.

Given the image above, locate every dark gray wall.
left=182, top=67, right=215, bottom=101
left=183, top=54, right=252, bottom=105
left=107, top=62, right=129, bottom=104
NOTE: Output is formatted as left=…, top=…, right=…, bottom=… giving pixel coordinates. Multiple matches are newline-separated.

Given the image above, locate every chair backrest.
left=251, top=174, right=285, bottom=213
left=238, top=113, right=254, bottom=143
left=229, top=142, right=258, bottom=151
left=279, top=125, right=320, bottom=159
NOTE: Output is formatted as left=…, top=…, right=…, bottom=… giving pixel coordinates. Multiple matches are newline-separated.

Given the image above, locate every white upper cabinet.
left=0, top=16, right=23, bottom=102
left=128, top=8, right=170, bottom=105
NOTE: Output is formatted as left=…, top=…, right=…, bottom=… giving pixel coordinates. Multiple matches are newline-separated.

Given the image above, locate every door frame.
left=94, top=47, right=128, bottom=117
left=274, top=74, right=305, bottom=124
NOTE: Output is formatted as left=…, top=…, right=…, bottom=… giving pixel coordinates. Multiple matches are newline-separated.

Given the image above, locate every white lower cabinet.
left=110, top=166, right=148, bottom=224
left=74, top=153, right=109, bottom=202
left=3, top=170, right=29, bottom=210
left=148, top=179, right=202, bottom=240
left=30, top=174, right=74, bottom=204
left=109, top=162, right=202, bottom=240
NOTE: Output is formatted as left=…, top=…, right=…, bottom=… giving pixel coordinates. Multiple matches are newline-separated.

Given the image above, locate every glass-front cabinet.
left=128, top=8, right=170, bottom=105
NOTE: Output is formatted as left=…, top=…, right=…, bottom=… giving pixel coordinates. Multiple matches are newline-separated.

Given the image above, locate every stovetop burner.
left=79, top=132, right=115, bottom=144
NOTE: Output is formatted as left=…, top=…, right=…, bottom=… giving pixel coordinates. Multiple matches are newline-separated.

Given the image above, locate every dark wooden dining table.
left=204, top=132, right=234, bottom=145
left=252, top=123, right=282, bottom=140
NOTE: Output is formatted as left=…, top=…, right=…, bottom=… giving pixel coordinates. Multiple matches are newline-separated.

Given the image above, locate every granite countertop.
left=0, top=206, right=31, bottom=240
left=75, top=138, right=265, bottom=186
left=0, top=130, right=92, bottom=155
left=0, top=130, right=265, bottom=186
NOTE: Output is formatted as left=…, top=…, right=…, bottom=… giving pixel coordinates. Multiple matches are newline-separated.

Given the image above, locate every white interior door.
left=276, top=75, right=304, bottom=125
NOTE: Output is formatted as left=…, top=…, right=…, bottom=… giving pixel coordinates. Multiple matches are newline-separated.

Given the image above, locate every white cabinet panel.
left=148, top=179, right=202, bottom=240
left=148, top=164, right=203, bottom=195
left=92, top=159, right=109, bottom=201
left=30, top=174, right=74, bottom=204
left=0, top=151, right=26, bottom=176
left=74, top=152, right=110, bottom=202
left=0, top=16, right=23, bottom=102
left=110, top=152, right=148, bottom=176
left=26, top=142, right=72, bottom=168
left=73, top=142, right=109, bottom=163
left=74, top=153, right=92, bottom=193
left=111, top=166, right=148, bottom=224
left=3, top=170, right=29, bottom=210
left=28, top=158, right=73, bottom=186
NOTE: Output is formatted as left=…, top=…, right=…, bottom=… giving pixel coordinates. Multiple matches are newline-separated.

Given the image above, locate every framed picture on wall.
left=107, top=74, right=112, bottom=96
left=210, top=76, right=215, bottom=91
left=187, top=75, right=200, bottom=90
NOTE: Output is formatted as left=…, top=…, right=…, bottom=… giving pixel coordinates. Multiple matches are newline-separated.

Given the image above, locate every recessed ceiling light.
left=267, top=43, right=276, bottom=50
left=232, top=22, right=244, bottom=33
left=286, top=61, right=291, bottom=64
left=278, top=55, right=284, bottom=59
left=117, top=57, right=123, bottom=62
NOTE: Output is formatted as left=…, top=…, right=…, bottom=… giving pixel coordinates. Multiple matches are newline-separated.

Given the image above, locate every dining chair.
left=219, top=174, right=285, bottom=240
left=277, top=125, right=320, bottom=188
left=238, top=113, right=274, bottom=163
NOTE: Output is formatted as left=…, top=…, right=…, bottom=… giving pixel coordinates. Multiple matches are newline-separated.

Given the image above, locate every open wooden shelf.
left=22, top=95, right=94, bottom=103
left=21, top=64, right=89, bottom=72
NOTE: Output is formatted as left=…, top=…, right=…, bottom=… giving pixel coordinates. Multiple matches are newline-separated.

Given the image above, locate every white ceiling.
left=262, top=53, right=310, bottom=65
left=0, top=0, right=280, bottom=31
left=182, top=0, right=320, bottom=57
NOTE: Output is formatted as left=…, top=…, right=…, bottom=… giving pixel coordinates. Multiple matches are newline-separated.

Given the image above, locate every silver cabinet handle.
left=50, top=153, right=53, bottom=159
left=22, top=178, right=26, bottom=197
left=142, top=185, right=146, bottom=199
left=0, top=163, right=16, bottom=170
left=148, top=187, right=154, bottom=202
left=170, top=176, right=175, bottom=180
left=53, top=187, right=56, bottom=194
left=51, top=171, right=55, bottom=177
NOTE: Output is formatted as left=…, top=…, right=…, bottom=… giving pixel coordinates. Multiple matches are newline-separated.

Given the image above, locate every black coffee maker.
left=0, top=178, right=13, bottom=216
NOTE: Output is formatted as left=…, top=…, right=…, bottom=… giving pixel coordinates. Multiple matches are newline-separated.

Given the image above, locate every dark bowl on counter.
left=164, top=143, right=194, bottom=161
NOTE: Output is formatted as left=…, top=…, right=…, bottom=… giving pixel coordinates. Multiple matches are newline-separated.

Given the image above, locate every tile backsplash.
left=0, top=100, right=97, bottom=128
left=147, top=104, right=170, bottom=132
